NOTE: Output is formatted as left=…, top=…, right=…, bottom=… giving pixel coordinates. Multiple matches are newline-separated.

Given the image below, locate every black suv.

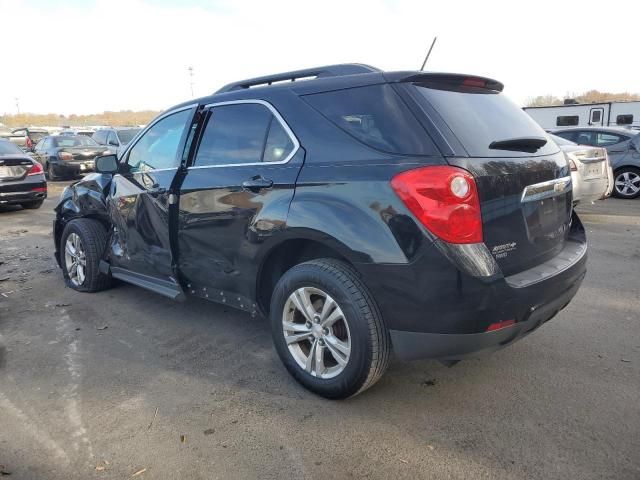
left=53, top=64, right=587, bottom=399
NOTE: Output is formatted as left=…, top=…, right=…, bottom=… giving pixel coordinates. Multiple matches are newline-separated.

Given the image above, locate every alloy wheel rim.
left=64, top=233, right=86, bottom=286
left=282, top=287, right=351, bottom=379
left=615, top=171, right=640, bottom=196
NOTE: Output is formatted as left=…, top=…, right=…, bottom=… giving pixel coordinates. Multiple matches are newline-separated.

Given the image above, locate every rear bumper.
left=0, top=180, right=47, bottom=204
left=51, top=161, right=95, bottom=175
left=572, top=171, right=610, bottom=204
left=356, top=213, right=587, bottom=361
left=390, top=271, right=583, bottom=361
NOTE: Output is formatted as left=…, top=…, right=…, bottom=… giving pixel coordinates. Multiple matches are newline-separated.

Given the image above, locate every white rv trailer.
left=523, top=101, right=640, bottom=130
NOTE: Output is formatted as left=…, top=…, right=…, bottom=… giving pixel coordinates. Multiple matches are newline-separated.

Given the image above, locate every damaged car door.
left=106, top=106, right=195, bottom=296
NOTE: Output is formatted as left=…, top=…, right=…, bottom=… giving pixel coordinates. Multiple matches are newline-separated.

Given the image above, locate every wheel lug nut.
left=323, top=328, right=329, bottom=335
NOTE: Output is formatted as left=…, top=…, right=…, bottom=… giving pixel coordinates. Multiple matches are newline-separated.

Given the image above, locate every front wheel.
left=613, top=167, right=640, bottom=199
left=46, top=163, right=59, bottom=181
left=270, top=258, right=390, bottom=399
left=60, top=218, right=112, bottom=292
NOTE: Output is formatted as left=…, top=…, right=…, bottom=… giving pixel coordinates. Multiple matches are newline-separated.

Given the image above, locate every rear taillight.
left=25, top=137, right=33, bottom=150
left=391, top=165, right=483, bottom=244
left=58, top=152, right=73, bottom=161
left=27, top=162, right=44, bottom=176
left=486, top=319, right=515, bottom=332
left=565, top=152, right=578, bottom=171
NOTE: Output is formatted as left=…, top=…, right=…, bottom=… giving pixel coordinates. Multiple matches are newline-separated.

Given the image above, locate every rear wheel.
left=21, top=200, right=43, bottom=210
left=270, top=258, right=390, bottom=399
left=613, top=167, right=640, bottom=199
left=60, top=219, right=111, bottom=292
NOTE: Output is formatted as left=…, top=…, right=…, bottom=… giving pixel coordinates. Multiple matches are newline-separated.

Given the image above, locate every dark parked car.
left=53, top=64, right=586, bottom=399
left=32, top=135, right=108, bottom=180
left=551, top=126, right=640, bottom=198
left=0, top=139, right=47, bottom=209
left=92, top=127, right=142, bottom=155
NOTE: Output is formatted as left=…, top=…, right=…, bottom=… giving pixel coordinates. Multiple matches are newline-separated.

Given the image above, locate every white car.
left=550, top=134, right=613, bottom=204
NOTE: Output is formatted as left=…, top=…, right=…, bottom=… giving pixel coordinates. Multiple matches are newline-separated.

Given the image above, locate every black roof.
left=166, top=63, right=504, bottom=116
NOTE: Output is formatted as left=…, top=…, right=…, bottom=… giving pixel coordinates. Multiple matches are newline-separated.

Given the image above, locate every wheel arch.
left=255, top=232, right=360, bottom=315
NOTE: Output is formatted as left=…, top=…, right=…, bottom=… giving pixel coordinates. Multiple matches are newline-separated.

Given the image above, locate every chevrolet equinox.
left=53, top=64, right=587, bottom=399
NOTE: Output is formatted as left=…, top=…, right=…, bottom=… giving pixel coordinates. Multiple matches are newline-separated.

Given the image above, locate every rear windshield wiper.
left=489, top=136, right=547, bottom=153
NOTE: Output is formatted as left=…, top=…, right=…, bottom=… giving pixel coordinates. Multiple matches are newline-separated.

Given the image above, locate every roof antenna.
left=420, top=37, right=438, bottom=71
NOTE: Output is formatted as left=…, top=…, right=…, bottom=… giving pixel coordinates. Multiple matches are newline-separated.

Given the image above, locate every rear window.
left=54, top=136, right=99, bottom=147
left=549, top=134, right=575, bottom=146
left=302, top=84, right=437, bottom=155
left=0, top=140, right=23, bottom=155
left=413, top=84, right=559, bottom=157
left=117, top=129, right=141, bottom=144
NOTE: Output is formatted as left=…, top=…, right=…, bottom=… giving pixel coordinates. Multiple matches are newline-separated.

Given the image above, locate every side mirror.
left=108, top=139, right=119, bottom=146
left=629, top=141, right=638, bottom=151
left=95, top=154, right=118, bottom=174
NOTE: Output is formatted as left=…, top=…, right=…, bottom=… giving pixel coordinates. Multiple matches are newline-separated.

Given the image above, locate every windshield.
left=117, top=129, right=141, bottom=144
left=53, top=136, right=99, bottom=148
left=413, top=83, right=559, bottom=157
left=0, top=140, right=24, bottom=155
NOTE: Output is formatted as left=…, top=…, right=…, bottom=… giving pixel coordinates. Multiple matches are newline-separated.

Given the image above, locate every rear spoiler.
left=385, top=72, right=504, bottom=92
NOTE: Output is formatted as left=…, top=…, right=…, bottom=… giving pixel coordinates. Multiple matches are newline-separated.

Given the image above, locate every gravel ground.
left=0, top=183, right=638, bottom=479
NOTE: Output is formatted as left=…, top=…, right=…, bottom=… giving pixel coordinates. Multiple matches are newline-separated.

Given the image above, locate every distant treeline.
left=526, top=90, right=640, bottom=107
left=0, top=110, right=162, bottom=128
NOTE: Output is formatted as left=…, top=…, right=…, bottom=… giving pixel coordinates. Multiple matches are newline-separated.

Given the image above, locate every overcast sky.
left=1, top=0, right=639, bottom=115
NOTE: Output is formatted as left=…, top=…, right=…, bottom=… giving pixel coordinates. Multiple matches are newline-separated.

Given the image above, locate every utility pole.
left=188, top=66, right=194, bottom=98
left=14, top=97, right=20, bottom=114
left=420, top=37, right=438, bottom=71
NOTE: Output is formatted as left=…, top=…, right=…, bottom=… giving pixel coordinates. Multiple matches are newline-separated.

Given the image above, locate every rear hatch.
left=0, top=156, right=34, bottom=182
left=566, top=145, right=608, bottom=180
left=407, top=77, right=572, bottom=276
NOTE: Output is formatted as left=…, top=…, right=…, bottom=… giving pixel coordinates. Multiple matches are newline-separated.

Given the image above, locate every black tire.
left=270, top=258, right=390, bottom=399
left=21, top=200, right=44, bottom=210
left=46, top=163, right=59, bottom=181
left=60, top=218, right=112, bottom=292
left=613, top=167, right=640, bottom=199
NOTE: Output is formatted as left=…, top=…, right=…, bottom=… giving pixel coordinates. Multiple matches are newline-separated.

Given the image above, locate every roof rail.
left=215, top=63, right=381, bottom=94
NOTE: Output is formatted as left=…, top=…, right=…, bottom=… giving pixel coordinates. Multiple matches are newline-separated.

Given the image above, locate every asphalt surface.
left=0, top=182, right=638, bottom=480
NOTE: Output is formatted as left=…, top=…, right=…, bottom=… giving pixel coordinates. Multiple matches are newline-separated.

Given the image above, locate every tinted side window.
left=596, top=133, right=626, bottom=146
left=557, top=116, right=579, bottom=126
left=574, top=131, right=597, bottom=146
left=303, top=84, right=436, bottom=155
left=194, top=103, right=272, bottom=166
left=127, top=109, right=190, bottom=172
left=263, top=118, right=295, bottom=162
left=617, top=114, right=633, bottom=125
left=107, top=131, right=118, bottom=146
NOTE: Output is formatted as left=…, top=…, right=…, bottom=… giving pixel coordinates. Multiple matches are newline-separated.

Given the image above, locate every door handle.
left=242, top=176, right=273, bottom=191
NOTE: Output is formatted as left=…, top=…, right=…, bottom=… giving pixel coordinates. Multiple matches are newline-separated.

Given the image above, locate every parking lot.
left=0, top=181, right=638, bottom=479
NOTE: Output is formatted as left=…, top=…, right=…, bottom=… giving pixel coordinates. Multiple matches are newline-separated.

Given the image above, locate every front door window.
left=126, top=109, right=191, bottom=172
